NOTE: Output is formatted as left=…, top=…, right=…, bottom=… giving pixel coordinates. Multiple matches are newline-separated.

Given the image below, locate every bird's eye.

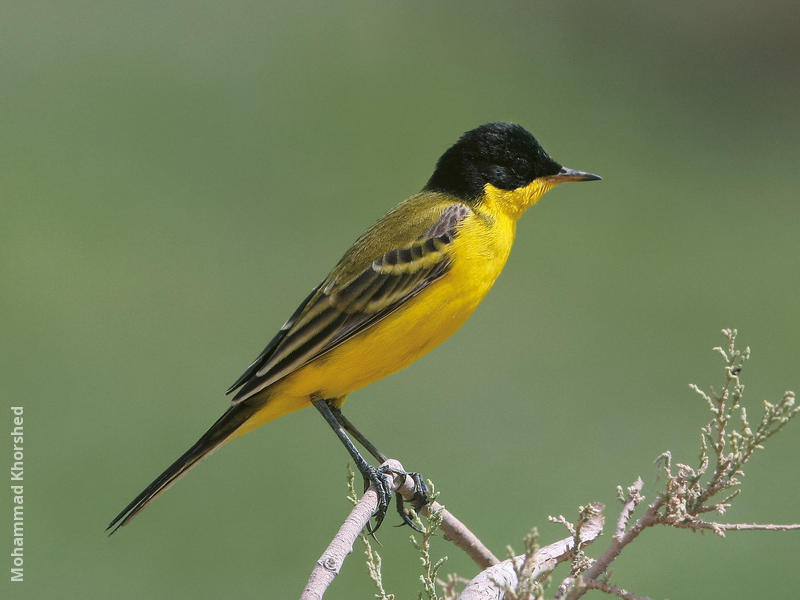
left=511, top=158, right=529, bottom=178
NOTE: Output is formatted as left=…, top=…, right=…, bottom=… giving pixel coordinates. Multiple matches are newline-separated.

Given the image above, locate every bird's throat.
left=482, top=179, right=556, bottom=220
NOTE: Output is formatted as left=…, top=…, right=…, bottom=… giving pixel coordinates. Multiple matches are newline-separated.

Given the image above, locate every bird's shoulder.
left=324, top=191, right=471, bottom=288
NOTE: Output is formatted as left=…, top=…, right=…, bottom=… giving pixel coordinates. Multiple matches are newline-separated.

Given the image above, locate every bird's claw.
left=361, top=464, right=394, bottom=536
left=395, top=472, right=431, bottom=531
left=360, top=466, right=431, bottom=535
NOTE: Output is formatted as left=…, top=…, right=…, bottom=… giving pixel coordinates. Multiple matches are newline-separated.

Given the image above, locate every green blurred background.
left=2, top=1, right=799, bottom=598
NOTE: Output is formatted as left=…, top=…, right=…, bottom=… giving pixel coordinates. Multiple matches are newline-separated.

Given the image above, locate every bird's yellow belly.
left=286, top=270, right=485, bottom=398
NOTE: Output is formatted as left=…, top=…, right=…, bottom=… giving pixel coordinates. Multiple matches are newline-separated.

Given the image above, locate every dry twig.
left=557, top=329, right=800, bottom=599
left=459, top=504, right=605, bottom=600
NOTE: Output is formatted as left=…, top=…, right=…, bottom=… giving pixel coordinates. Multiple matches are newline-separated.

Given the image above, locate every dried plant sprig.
left=435, top=574, right=470, bottom=600
left=459, top=504, right=604, bottom=600
left=659, top=329, right=800, bottom=531
left=498, top=527, right=546, bottom=600
left=560, top=329, right=800, bottom=600
left=409, top=489, right=447, bottom=600
left=553, top=504, right=608, bottom=600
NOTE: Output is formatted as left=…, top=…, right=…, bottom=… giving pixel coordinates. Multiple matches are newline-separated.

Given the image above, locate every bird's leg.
left=328, top=405, right=387, bottom=463
left=312, top=398, right=393, bottom=533
left=328, top=404, right=431, bottom=530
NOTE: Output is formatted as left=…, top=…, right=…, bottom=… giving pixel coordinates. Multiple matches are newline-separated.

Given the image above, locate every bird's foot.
left=395, top=472, right=431, bottom=531
left=361, top=463, right=395, bottom=535
left=360, top=465, right=432, bottom=535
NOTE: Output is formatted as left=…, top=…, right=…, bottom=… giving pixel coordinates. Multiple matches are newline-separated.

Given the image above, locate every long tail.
left=107, top=402, right=259, bottom=534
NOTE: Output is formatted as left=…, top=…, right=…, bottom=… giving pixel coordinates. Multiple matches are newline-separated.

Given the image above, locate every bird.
left=107, top=122, right=600, bottom=534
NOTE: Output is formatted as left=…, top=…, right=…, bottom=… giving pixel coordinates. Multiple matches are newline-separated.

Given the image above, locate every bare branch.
left=670, top=520, right=800, bottom=535
left=615, top=478, right=644, bottom=542
left=564, top=496, right=663, bottom=600
left=459, top=504, right=604, bottom=600
left=300, top=475, right=385, bottom=600
left=390, top=460, right=500, bottom=570
left=583, top=578, right=652, bottom=600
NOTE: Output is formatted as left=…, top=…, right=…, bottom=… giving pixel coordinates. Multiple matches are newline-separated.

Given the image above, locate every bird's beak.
left=544, top=166, right=602, bottom=183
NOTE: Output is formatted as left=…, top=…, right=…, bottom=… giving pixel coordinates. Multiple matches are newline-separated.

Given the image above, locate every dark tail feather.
left=107, top=403, right=257, bottom=534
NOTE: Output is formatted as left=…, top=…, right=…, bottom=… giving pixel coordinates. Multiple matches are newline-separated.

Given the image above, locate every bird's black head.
left=424, top=122, right=596, bottom=201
